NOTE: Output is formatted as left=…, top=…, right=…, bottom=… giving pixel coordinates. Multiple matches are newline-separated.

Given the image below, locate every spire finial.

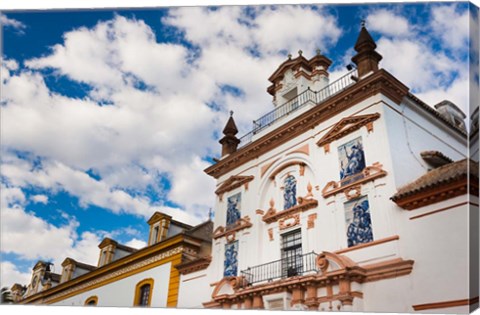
left=230, top=110, right=234, bottom=117
left=316, top=48, right=321, bottom=55
left=298, top=49, right=303, bottom=56
left=361, top=19, right=366, bottom=28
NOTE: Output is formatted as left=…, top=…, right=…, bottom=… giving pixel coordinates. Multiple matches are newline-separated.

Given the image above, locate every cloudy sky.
left=0, top=1, right=476, bottom=289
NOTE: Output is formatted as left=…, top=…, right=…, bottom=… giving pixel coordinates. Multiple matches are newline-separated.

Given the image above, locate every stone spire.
left=351, top=22, right=383, bottom=78
left=219, top=111, right=240, bottom=157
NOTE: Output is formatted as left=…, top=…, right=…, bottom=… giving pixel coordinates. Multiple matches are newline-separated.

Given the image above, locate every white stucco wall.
left=52, top=262, right=171, bottom=307
left=177, top=270, right=211, bottom=308
left=206, top=83, right=470, bottom=312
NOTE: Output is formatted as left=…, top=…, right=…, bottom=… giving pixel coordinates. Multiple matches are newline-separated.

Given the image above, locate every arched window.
left=283, top=175, right=297, bottom=210
left=134, top=278, right=154, bottom=307
left=84, top=296, right=98, bottom=306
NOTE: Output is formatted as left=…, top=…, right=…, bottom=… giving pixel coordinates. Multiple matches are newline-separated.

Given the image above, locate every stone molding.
left=262, top=198, right=318, bottom=224
left=322, top=163, right=387, bottom=198
left=316, top=113, right=380, bottom=150
left=213, top=216, right=252, bottom=241
left=215, top=175, right=254, bottom=200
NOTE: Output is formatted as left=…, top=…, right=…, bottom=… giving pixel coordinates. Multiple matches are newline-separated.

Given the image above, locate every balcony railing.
left=240, top=252, right=319, bottom=286
left=238, top=68, right=358, bottom=148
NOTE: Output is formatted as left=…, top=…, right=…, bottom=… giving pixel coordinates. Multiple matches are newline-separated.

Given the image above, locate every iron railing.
left=238, top=68, right=358, bottom=148
left=240, top=252, right=319, bottom=286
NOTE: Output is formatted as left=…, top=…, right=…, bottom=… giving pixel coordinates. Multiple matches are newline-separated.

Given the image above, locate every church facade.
left=10, top=25, right=478, bottom=313
left=201, top=25, right=478, bottom=313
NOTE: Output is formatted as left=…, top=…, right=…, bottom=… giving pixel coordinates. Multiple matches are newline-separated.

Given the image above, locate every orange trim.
left=334, top=235, right=399, bottom=254
left=133, top=278, right=154, bottom=307
left=412, top=297, right=479, bottom=311
left=182, top=274, right=206, bottom=283
left=409, top=202, right=469, bottom=220
left=84, top=295, right=98, bottom=306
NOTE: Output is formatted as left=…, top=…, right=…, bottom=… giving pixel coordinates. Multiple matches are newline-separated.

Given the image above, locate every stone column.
left=291, top=286, right=305, bottom=309
left=244, top=296, right=253, bottom=309
left=305, top=285, right=319, bottom=310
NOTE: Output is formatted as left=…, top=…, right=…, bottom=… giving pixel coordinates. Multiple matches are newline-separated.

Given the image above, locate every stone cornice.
left=176, top=256, right=212, bottom=275
left=205, top=69, right=409, bottom=179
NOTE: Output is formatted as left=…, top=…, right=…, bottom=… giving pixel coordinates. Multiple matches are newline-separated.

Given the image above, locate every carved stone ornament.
left=279, top=213, right=300, bottom=230
left=213, top=216, right=253, bottom=240
left=344, top=185, right=362, bottom=200
left=268, top=228, right=274, bottom=241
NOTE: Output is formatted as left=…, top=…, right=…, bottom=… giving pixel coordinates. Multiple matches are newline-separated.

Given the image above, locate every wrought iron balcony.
left=238, top=68, right=358, bottom=148
left=240, top=252, right=319, bottom=286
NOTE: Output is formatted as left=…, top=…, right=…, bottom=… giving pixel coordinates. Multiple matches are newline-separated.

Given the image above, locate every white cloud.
left=2, top=7, right=343, bottom=226
left=124, top=238, right=147, bottom=249
left=31, top=194, right=48, bottom=204
left=0, top=204, right=99, bottom=267
left=0, top=261, right=31, bottom=288
left=363, top=5, right=469, bottom=115
left=1, top=184, right=26, bottom=207
left=430, top=4, right=469, bottom=51
left=0, top=14, right=26, bottom=33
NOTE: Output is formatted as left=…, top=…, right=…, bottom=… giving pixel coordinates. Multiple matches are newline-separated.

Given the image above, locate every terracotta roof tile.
left=392, top=159, right=478, bottom=201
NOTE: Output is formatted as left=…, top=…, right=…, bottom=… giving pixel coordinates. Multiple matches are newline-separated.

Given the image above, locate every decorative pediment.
left=213, top=216, right=252, bottom=241
left=215, top=175, right=254, bottom=199
left=317, top=113, right=381, bottom=151
left=263, top=182, right=317, bottom=224
left=147, top=212, right=172, bottom=225
left=322, top=163, right=387, bottom=198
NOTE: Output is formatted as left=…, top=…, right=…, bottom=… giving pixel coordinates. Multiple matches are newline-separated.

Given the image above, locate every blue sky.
left=0, top=1, right=476, bottom=288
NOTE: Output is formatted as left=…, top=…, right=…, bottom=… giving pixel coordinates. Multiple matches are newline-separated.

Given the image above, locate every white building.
left=197, top=25, right=479, bottom=313
left=11, top=24, right=478, bottom=314
left=12, top=212, right=213, bottom=307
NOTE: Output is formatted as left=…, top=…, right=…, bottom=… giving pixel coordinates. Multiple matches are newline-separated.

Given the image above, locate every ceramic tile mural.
left=226, top=193, right=241, bottom=226
left=283, top=175, right=297, bottom=210
left=223, top=241, right=239, bottom=277
left=344, top=196, right=373, bottom=247
left=338, top=136, right=366, bottom=180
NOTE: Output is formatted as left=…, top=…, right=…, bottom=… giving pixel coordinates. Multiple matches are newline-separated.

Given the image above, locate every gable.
left=316, top=113, right=380, bottom=149
left=215, top=175, right=254, bottom=199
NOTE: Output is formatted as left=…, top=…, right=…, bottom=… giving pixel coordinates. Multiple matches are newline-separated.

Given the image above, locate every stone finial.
left=316, top=48, right=321, bottom=55
left=351, top=24, right=383, bottom=78
left=219, top=112, right=240, bottom=157
left=298, top=49, right=303, bottom=56
left=288, top=53, right=292, bottom=60
left=269, top=198, right=275, bottom=209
